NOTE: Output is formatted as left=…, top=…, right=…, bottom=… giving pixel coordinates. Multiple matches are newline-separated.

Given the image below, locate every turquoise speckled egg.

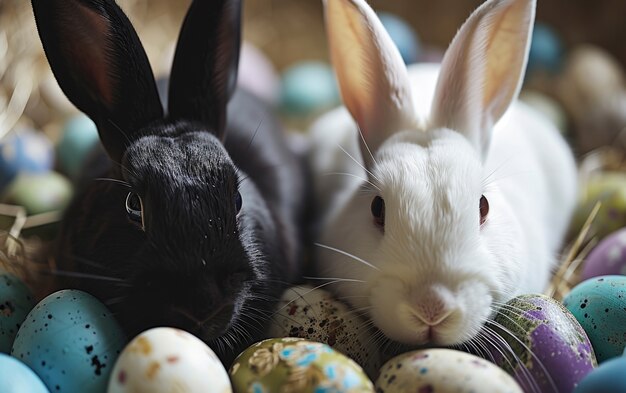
left=0, top=352, right=49, bottom=393
left=378, top=12, right=420, bottom=64
left=280, top=62, right=340, bottom=117
left=0, top=272, right=35, bottom=353
left=2, top=172, right=73, bottom=215
left=563, top=276, right=626, bottom=363
left=574, top=356, right=626, bottom=393
left=11, top=290, right=126, bottom=393
left=57, top=115, right=100, bottom=178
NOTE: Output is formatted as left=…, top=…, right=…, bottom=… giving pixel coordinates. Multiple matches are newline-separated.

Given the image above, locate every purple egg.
left=581, top=228, right=626, bottom=281
left=484, top=294, right=597, bottom=393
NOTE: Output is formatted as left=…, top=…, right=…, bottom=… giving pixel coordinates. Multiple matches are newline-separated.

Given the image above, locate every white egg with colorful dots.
left=375, top=349, right=523, bottom=393
left=108, top=327, right=232, bottom=393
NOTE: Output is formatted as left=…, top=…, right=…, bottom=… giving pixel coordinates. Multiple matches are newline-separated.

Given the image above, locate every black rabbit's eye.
left=480, top=195, right=489, bottom=226
left=371, top=196, right=385, bottom=229
left=125, top=192, right=143, bottom=226
left=235, top=191, right=242, bottom=214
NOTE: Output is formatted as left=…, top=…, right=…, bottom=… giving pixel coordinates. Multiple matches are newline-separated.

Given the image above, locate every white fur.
left=310, top=0, right=577, bottom=346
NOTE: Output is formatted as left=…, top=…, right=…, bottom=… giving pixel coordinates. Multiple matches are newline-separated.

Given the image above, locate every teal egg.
left=0, top=273, right=35, bottom=353
left=378, top=12, right=420, bottom=64
left=0, top=353, right=49, bottom=393
left=573, top=356, right=626, bottom=393
left=280, top=61, right=340, bottom=117
left=563, top=276, right=626, bottom=363
left=11, top=290, right=126, bottom=393
left=2, top=172, right=73, bottom=215
left=57, top=115, right=100, bottom=178
left=527, top=23, right=564, bottom=75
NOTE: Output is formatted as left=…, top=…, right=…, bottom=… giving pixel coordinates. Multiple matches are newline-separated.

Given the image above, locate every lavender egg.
left=487, top=294, right=596, bottom=393
left=581, top=228, right=626, bottom=280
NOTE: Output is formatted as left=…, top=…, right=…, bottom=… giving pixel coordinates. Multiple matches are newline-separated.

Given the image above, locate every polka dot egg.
left=375, top=348, right=522, bottom=393
left=563, top=275, right=626, bottom=363
left=11, top=289, right=126, bottom=393
left=581, top=228, right=626, bottom=280
left=0, top=272, right=36, bottom=353
left=108, top=327, right=231, bottom=393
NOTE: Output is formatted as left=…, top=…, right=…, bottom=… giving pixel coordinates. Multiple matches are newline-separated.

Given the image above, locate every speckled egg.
left=0, top=128, right=54, bottom=191
left=268, top=285, right=381, bottom=378
left=564, top=276, right=626, bottom=363
left=11, top=289, right=126, bottom=393
left=0, top=272, right=35, bottom=353
left=2, top=172, right=73, bottom=215
left=581, top=228, right=626, bottom=280
left=573, top=356, right=626, bottom=393
left=230, top=338, right=374, bottom=393
left=57, top=115, right=100, bottom=178
left=375, top=348, right=522, bottom=393
left=0, top=352, right=49, bottom=393
left=487, top=294, right=596, bottom=393
left=108, top=327, right=231, bottom=393
left=378, top=12, right=420, bottom=64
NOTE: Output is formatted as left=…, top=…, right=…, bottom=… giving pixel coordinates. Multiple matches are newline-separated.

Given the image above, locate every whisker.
left=314, top=243, right=380, bottom=271
left=336, top=143, right=381, bottom=183
left=93, top=178, right=131, bottom=188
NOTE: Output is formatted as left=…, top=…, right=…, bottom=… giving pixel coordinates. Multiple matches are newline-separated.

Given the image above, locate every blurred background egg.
left=581, top=228, right=626, bottom=280
left=573, top=355, right=626, bottom=393
left=563, top=275, right=626, bottom=363
left=1, top=172, right=72, bottom=215
left=108, top=327, right=231, bottom=393
left=377, top=12, right=421, bottom=64
left=0, top=128, right=54, bottom=191
left=238, top=42, right=280, bottom=106
left=11, top=289, right=126, bottom=393
left=0, top=353, right=49, bottom=393
left=375, top=349, right=522, bottom=393
left=268, top=285, right=381, bottom=378
left=518, top=90, right=568, bottom=134
left=230, top=338, right=373, bottom=393
left=0, top=272, right=35, bottom=353
left=487, top=294, right=596, bottom=393
left=56, top=115, right=101, bottom=179
left=279, top=61, right=340, bottom=118
left=526, top=23, right=564, bottom=76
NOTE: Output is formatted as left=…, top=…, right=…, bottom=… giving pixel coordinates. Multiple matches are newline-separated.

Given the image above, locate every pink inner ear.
left=57, top=1, right=115, bottom=109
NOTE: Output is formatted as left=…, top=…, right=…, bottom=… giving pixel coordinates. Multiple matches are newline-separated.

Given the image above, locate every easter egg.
left=527, top=23, right=563, bottom=75
left=238, top=42, right=280, bottom=105
left=488, top=294, right=596, bottom=393
left=0, top=128, right=54, bottom=191
left=230, top=338, right=374, bottom=393
left=573, top=356, right=626, bottom=393
left=581, top=228, right=626, bottom=280
left=519, top=90, right=568, bottom=133
left=108, top=327, right=231, bottom=393
left=2, top=172, right=72, bottom=215
left=11, top=289, right=126, bottom=393
left=563, top=276, right=626, bottom=363
left=268, top=285, right=381, bottom=377
left=375, top=348, right=522, bottom=393
left=280, top=61, right=340, bottom=117
left=0, top=272, right=36, bottom=353
left=57, top=115, right=100, bottom=178
left=378, top=12, right=420, bottom=64
left=0, top=353, right=49, bottom=393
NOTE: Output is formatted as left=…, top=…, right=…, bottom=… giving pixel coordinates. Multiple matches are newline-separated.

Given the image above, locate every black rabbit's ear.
left=31, top=0, right=163, bottom=162
left=168, top=0, right=242, bottom=140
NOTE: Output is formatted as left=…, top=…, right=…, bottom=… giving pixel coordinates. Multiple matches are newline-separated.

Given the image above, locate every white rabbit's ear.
left=430, top=0, right=536, bottom=158
left=324, top=0, right=416, bottom=168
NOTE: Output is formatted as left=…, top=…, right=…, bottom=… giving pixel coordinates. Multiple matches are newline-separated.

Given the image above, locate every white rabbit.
left=310, top=0, right=577, bottom=346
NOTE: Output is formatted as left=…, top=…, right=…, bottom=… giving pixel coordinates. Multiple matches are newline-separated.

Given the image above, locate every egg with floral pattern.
left=230, top=338, right=374, bottom=393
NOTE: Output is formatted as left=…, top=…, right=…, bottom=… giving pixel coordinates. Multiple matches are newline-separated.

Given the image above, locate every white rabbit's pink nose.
left=411, top=284, right=456, bottom=326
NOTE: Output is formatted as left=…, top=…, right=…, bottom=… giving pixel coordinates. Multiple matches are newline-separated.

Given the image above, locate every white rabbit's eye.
left=125, top=192, right=144, bottom=228
left=371, top=196, right=385, bottom=229
left=480, top=195, right=489, bottom=226
left=235, top=191, right=242, bottom=214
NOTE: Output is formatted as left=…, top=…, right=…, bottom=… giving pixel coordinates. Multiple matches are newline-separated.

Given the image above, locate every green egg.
left=0, top=272, right=35, bottom=353
left=2, top=172, right=73, bottom=215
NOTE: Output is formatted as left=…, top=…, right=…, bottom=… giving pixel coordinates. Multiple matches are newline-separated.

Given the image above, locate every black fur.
left=32, top=0, right=306, bottom=364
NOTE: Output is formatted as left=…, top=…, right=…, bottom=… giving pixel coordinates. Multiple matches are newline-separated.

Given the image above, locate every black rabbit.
left=32, top=0, right=307, bottom=363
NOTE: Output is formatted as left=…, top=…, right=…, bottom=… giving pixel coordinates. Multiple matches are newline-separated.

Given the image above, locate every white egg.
left=107, top=327, right=232, bottom=393
left=268, top=285, right=381, bottom=378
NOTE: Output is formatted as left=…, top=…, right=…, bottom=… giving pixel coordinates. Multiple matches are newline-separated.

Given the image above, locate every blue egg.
left=57, top=115, right=100, bottom=178
left=280, top=61, right=340, bottom=117
left=378, top=12, right=421, bottom=64
left=527, top=23, right=564, bottom=75
left=11, top=290, right=126, bottom=393
left=0, top=273, right=35, bottom=353
left=0, top=353, right=49, bottom=393
left=574, top=356, right=626, bottom=393
left=0, top=128, right=54, bottom=191
left=563, top=275, right=626, bottom=363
